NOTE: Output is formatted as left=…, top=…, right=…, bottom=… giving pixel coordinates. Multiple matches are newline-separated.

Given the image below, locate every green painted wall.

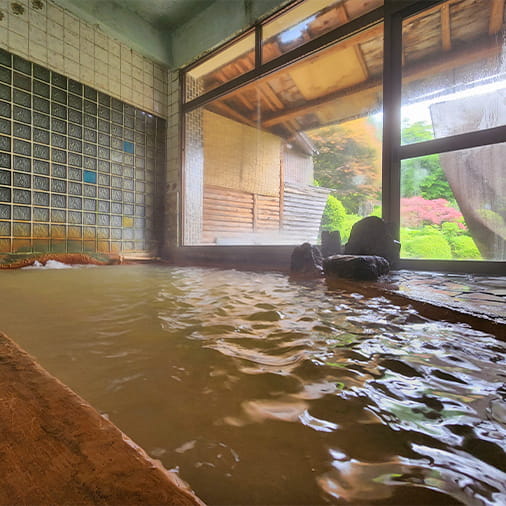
left=170, top=0, right=293, bottom=68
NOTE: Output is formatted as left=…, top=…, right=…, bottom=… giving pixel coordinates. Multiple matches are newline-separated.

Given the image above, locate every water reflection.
left=0, top=265, right=504, bottom=505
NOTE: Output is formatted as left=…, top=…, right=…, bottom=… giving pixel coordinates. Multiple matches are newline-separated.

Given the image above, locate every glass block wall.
left=0, top=48, right=166, bottom=256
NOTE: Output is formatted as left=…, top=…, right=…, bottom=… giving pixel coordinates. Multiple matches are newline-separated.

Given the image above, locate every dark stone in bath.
left=344, top=216, right=400, bottom=267
left=290, top=242, right=323, bottom=276
left=323, top=254, right=390, bottom=281
left=321, top=230, right=341, bottom=257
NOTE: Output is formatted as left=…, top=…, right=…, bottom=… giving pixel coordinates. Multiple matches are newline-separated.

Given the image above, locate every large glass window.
left=183, top=23, right=383, bottom=245
left=400, top=0, right=506, bottom=261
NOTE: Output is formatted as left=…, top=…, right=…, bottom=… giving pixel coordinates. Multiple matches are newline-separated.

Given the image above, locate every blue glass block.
left=124, top=141, right=135, bottom=154
left=13, top=205, right=31, bottom=220
left=68, top=196, right=82, bottom=210
left=33, top=207, right=50, bottom=221
left=98, top=214, right=110, bottom=226
left=13, top=172, right=30, bottom=188
left=0, top=204, right=11, bottom=219
left=83, top=213, right=96, bottom=225
left=0, top=187, right=11, bottom=202
left=68, top=211, right=82, bottom=224
left=0, top=221, right=10, bottom=236
left=0, top=169, right=10, bottom=185
left=83, top=170, right=97, bottom=184
left=83, top=198, right=96, bottom=211
left=33, top=192, right=49, bottom=206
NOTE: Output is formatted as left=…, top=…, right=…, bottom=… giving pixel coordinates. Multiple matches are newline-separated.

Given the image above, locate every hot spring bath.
left=0, top=264, right=504, bottom=505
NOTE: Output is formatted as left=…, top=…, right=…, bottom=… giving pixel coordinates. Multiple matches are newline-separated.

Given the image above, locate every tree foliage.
left=309, top=118, right=381, bottom=213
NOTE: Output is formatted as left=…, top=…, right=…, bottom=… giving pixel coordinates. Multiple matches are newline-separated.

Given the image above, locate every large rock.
left=321, top=230, right=342, bottom=257
left=323, top=254, right=390, bottom=281
left=290, top=243, right=323, bottom=276
left=344, top=216, right=400, bottom=267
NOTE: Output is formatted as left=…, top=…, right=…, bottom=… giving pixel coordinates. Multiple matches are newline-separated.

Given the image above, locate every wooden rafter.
left=261, top=35, right=501, bottom=129
left=489, top=0, right=505, bottom=35
left=441, top=4, right=452, bottom=51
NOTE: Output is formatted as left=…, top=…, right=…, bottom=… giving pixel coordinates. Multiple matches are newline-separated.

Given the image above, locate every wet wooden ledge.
left=0, top=331, right=205, bottom=506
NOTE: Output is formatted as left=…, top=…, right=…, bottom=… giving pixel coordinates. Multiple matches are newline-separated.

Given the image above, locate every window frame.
left=180, top=0, right=506, bottom=275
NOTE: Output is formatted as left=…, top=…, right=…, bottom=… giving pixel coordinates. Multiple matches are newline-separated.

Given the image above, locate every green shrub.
left=321, top=195, right=347, bottom=232
left=401, top=226, right=452, bottom=259
left=450, top=236, right=482, bottom=259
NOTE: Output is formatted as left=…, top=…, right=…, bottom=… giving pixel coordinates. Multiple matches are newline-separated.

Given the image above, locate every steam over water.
left=1, top=264, right=505, bottom=505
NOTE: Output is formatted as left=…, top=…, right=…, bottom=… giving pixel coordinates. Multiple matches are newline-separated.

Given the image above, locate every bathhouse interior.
left=0, top=0, right=505, bottom=505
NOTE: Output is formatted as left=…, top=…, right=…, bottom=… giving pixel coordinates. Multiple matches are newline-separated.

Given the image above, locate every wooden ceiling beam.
left=489, top=0, right=505, bottom=35
left=261, top=36, right=501, bottom=128
left=440, top=4, right=452, bottom=51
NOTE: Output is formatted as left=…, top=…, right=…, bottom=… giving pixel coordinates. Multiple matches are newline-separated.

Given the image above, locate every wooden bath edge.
left=0, top=331, right=205, bottom=506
